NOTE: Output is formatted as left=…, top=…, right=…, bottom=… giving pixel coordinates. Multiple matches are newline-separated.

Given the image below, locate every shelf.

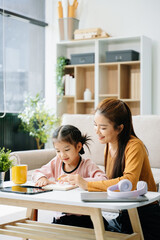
left=57, top=38, right=96, bottom=47
left=121, top=99, right=140, bottom=102
left=99, top=60, right=140, bottom=66
left=56, top=36, right=152, bottom=116
left=66, top=64, right=95, bottom=68
left=65, top=65, right=75, bottom=69
left=99, top=94, right=119, bottom=98
left=62, top=95, right=75, bottom=98
left=57, top=35, right=142, bottom=46
left=99, top=62, right=118, bottom=66
left=120, top=60, right=140, bottom=65
left=76, top=100, right=94, bottom=103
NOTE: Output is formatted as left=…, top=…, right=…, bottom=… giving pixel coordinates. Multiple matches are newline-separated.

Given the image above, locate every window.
left=0, top=0, right=47, bottom=113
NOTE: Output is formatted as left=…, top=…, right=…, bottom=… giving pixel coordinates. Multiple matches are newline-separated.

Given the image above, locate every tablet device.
left=0, top=185, right=53, bottom=195
left=81, top=192, right=148, bottom=202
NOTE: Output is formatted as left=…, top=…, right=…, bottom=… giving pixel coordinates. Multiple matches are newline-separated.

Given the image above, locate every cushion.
left=133, top=115, right=160, bottom=168
left=10, top=149, right=56, bottom=171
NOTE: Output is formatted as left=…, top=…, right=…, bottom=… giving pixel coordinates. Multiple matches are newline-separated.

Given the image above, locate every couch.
left=2, top=114, right=160, bottom=224
left=9, top=114, right=160, bottom=190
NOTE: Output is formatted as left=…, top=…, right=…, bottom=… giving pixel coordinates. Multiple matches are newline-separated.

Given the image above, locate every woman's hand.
left=35, top=177, right=55, bottom=187
left=58, top=174, right=88, bottom=190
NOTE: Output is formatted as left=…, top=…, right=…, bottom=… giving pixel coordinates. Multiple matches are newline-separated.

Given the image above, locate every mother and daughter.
left=32, top=98, right=160, bottom=240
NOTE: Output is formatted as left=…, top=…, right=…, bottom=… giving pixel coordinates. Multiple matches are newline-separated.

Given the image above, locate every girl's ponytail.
left=79, top=134, right=91, bottom=155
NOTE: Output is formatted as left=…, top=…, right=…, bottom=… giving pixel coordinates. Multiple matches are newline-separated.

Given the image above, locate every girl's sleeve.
left=82, top=159, right=107, bottom=181
left=32, top=157, right=57, bottom=182
left=88, top=141, right=145, bottom=191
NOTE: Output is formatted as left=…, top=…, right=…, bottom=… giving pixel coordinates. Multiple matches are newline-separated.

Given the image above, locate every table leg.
left=90, top=208, right=105, bottom=240
left=32, top=209, right=38, bottom=221
left=26, top=208, right=35, bottom=219
left=128, top=208, right=144, bottom=240
left=22, top=208, right=35, bottom=240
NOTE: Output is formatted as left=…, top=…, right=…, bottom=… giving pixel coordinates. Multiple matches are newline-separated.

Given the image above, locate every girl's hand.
left=58, top=174, right=88, bottom=190
left=35, top=177, right=55, bottom=187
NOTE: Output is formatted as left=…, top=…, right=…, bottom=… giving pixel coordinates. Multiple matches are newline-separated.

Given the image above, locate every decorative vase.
left=84, top=88, right=92, bottom=101
left=0, top=171, right=5, bottom=189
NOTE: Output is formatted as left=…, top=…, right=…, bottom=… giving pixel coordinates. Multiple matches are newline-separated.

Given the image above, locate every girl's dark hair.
left=95, top=98, right=137, bottom=178
left=52, top=125, right=91, bottom=155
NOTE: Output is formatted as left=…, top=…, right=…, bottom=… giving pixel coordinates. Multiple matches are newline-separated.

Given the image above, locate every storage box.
left=106, top=50, right=139, bottom=62
left=58, top=18, right=79, bottom=41
left=71, top=53, right=95, bottom=65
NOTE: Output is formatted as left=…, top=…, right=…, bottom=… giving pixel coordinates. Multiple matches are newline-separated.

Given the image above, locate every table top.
left=1, top=181, right=160, bottom=210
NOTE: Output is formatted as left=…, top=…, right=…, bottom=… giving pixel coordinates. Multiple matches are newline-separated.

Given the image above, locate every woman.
left=60, top=98, right=160, bottom=239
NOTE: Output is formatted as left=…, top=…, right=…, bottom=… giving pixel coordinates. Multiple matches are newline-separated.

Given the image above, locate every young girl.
left=32, top=124, right=107, bottom=227
left=59, top=98, right=160, bottom=239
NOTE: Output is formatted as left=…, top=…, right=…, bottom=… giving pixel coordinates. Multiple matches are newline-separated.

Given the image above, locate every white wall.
left=45, top=0, right=160, bottom=114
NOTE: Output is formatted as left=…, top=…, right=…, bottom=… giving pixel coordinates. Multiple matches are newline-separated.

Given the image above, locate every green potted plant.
left=0, top=148, right=13, bottom=188
left=18, top=93, right=60, bottom=149
left=56, top=56, right=67, bottom=101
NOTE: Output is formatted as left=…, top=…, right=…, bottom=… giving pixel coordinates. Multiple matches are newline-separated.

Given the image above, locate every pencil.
left=58, top=1, right=63, bottom=18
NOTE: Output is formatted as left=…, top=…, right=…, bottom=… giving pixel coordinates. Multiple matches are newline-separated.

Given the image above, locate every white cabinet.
left=56, top=36, right=152, bottom=116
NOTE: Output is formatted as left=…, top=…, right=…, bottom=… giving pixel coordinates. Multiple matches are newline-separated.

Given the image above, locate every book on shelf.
left=131, top=72, right=140, bottom=99
left=64, top=74, right=75, bottom=96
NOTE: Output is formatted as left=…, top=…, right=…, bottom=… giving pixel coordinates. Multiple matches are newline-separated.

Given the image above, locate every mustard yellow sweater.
left=88, top=136, right=157, bottom=192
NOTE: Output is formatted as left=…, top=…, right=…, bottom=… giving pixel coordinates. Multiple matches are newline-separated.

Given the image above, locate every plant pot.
left=0, top=171, right=5, bottom=189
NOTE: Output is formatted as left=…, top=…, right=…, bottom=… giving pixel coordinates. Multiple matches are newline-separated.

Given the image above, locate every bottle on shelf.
left=84, top=88, right=92, bottom=101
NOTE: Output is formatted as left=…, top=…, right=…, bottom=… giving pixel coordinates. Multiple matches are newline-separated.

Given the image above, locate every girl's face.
left=54, top=141, right=82, bottom=167
left=94, top=112, right=122, bottom=144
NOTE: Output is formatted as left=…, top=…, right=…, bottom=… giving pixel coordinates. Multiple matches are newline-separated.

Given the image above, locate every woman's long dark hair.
left=52, top=125, right=91, bottom=155
left=95, top=98, right=137, bottom=178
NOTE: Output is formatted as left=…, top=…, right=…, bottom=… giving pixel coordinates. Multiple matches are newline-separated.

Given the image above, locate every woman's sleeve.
left=32, top=157, right=57, bottom=182
left=88, top=141, right=145, bottom=191
left=82, top=159, right=107, bottom=181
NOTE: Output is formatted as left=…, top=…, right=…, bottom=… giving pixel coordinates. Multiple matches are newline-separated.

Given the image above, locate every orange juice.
left=12, top=165, right=27, bottom=185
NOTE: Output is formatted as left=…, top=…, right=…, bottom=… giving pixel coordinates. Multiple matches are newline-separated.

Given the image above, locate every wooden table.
left=0, top=181, right=160, bottom=240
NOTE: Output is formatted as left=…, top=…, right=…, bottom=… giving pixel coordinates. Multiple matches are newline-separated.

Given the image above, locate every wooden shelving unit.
left=56, top=36, right=152, bottom=116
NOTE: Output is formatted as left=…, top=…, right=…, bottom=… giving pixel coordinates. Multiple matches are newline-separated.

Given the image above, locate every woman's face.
left=94, top=112, right=121, bottom=144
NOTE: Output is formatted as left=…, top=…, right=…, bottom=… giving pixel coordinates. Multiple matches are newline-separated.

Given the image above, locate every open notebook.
left=42, top=183, right=78, bottom=191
